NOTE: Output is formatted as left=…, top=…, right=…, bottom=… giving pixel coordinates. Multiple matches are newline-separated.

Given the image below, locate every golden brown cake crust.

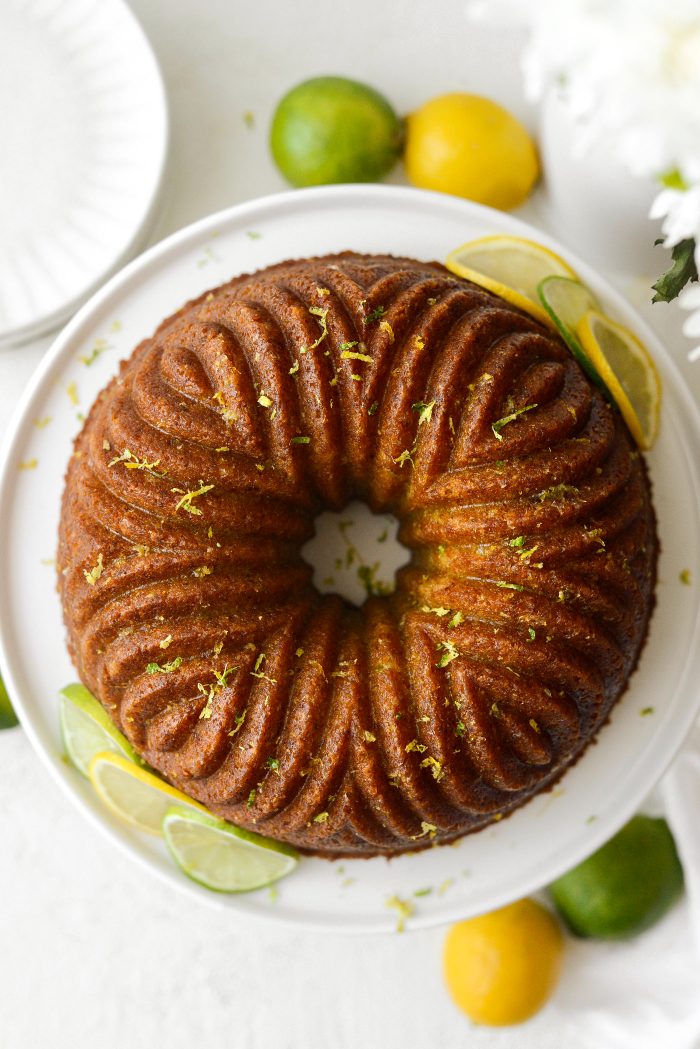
left=57, top=252, right=657, bottom=857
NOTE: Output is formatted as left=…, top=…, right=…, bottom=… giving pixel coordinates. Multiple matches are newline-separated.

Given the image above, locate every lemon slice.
left=163, top=807, right=298, bottom=893
left=445, top=235, right=577, bottom=329
left=89, top=751, right=208, bottom=835
left=60, top=683, right=141, bottom=776
left=0, top=673, right=19, bottom=730
left=576, top=311, right=661, bottom=449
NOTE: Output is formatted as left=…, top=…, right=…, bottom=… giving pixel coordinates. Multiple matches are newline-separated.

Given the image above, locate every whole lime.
left=548, top=815, right=684, bottom=939
left=270, top=76, right=403, bottom=187
left=0, top=673, right=19, bottom=729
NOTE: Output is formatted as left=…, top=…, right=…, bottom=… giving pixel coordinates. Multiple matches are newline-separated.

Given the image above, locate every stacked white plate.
left=0, top=0, right=168, bottom=347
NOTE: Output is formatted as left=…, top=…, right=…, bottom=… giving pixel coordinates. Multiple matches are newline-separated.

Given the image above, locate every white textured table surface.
left=1, top=3, right=698, bottom=1048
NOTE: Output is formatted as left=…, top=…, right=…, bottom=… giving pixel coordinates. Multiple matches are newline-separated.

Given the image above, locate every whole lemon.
left=404, top=93, right=539, bottom=210
left=443, top=898, right=563, bottom=1026
left=270, top=76, right=403, bottom=187
left=549, top=815, right=684, bottom=939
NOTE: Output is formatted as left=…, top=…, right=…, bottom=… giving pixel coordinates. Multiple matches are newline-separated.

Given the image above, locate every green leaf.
left=651, top=238, right=698, bottom=304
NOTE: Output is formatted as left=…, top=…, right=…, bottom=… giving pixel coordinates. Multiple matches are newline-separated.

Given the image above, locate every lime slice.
left=0, top=673, right=19, bottom=729
left=576, top=311, right=661, bottom=449
left=445, top=235, right=577, bottom=329
left=60, top=683, right=140, bottom=776
left=536, top=276, right=609, bottom=392
left=88, top=750, right=207, bottom=835
left=163, top=806, right=298, bottom=893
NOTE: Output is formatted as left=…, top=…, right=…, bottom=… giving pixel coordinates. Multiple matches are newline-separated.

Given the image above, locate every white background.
left=1, top=2, right=698, bottom=1047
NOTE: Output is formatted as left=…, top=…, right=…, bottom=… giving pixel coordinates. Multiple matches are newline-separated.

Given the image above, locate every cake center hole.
left=301, top=500, right=411, bottom=607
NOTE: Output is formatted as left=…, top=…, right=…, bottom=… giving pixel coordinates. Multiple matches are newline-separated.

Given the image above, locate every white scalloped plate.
left=1, top=185, right=700, bottom=933
left=0, top=0, right=167, bottom=347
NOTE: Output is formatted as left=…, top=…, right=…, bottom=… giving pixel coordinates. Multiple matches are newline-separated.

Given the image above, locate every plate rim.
left=2, top=183, right=700, bottom=933
left=0, top=0, right=169, bottom=349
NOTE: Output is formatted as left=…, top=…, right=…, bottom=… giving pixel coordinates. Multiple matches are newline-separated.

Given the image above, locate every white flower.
left=650, top=187, right=700, bottom=248
left=466, top=0, right=700, bottom=358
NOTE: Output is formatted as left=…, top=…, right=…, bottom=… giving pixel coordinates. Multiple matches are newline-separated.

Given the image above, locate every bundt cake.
left=58, top=252, right=657, bottom=857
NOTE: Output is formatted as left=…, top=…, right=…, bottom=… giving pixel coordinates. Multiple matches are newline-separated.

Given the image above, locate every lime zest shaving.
left=79, top=338, right=112, bottom=366
left=412, top=400, right=436, bottom=425
left=492, top=403, right=538, bottom=441
left=415, top=821, right=437, bottom=840
left=212, top=390, right=237, bottom=424
left=420, top=755, right=444, bottom=781
left=109, top=448, right=167, bottom=478
left=435, top=640, right=459, bottom=668
left=83, top=553, right=104, bottom=586
left=341, top=349, right=373, bottom=363
left=393, top=448, right=413, bottom=469
left=228, top=711, right=246, bottom=737
left=405, top=738, right=428, bottom=754
left=386, top=894, right=414, bottom=933
left=172, top=483, right=215, bottom=515
left=357, top=562, right=393, bottom=597
left=365, top=305, right=386, bottom=324
left=198, top=664, right=237, bottom=719
left=538, top=483, right=578, bottom=502
left=250, top=652, right=277, bottom=685
left=146, top=656, right=182, bottom=674
left=306, top=306, right=329, bottom=352
left=379, top=319, right=394, bottom=342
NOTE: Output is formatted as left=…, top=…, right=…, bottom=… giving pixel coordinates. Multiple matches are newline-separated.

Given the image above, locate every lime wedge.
left=536, top=276, right=608, bottom=392
left=0, top=673, right=19, bottom=729
left=88, top=750, right=207, bottom=835
left=163, top=806, right=298, bottom=893
left=60, top=683, right=140, bottom=776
